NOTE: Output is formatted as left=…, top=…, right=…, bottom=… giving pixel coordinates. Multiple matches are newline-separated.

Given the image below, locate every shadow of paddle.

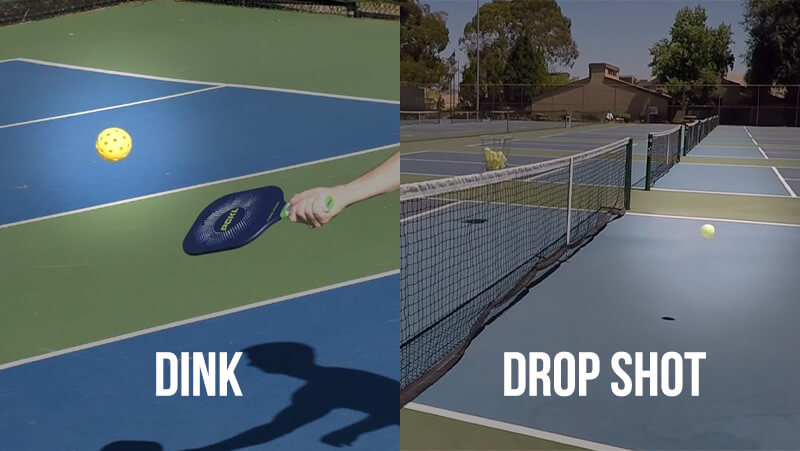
left=181, top=342, right=399, bottom=450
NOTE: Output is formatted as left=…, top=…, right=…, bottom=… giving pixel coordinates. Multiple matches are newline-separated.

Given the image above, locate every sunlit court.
left=0, top=1, right=400, bottom=449
left=400, top=0, right=800, bottom=449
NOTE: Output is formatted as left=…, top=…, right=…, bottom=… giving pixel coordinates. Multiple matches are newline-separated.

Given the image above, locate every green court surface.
left=401, top=409, right=586, bottom=451
left=0, top=1, right=398, bottom=367
left=0, top=149, right=398, bottom=365
left=0, top=0, right=399, bottom=100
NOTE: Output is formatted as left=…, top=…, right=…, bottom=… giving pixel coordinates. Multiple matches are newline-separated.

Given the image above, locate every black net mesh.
left=645, top=126, right=682, bottom=190
left=683, top=115, right=719, bottom=156
left=400, top=138, right=632, bottom=405
left=181, top=0, right=399, bottom=19
left=0, top=0, right=131, bottom=26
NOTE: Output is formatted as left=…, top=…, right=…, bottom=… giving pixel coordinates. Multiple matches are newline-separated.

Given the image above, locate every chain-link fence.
left=400, top=81, right=800, bottom=127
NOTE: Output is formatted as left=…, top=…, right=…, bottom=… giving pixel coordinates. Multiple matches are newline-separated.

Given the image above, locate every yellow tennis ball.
left=701, top=224, right=715, bottom=239
left=96, top=127, right=132, bottom=162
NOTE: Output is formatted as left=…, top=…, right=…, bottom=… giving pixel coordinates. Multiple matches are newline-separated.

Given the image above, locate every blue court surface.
left=646, top=125, right=800, bottom=197
left=651, top=163, right=795, bottom=196
left=1, top=58, right=399, bottom=451
left=0, top=60, right=397, bottom=225
left=693, top=126, right=800, bottom=160
left=410, top=214, right=800, bottom=450
left=0, top=273, right=400, bottom=450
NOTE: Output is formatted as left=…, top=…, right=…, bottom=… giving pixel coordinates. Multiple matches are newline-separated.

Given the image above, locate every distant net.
left=400, top=109, right=573, bottom=142
left=683, top=115, right=719, bottom=155
left=400, top=138, right=633, bottom=405
left=645, top=125, right=682, bottom=190
left=449, top=111, right=481, bottom=122
left=181, top=0, right=399, bottom=19
left=400, top=111, right=441, bottom=125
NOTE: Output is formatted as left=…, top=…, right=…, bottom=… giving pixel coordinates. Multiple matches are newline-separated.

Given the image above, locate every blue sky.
left=424, top=0, right=748, bottom=80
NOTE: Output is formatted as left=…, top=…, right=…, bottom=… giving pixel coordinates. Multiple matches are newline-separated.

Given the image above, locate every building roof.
left=531, top=63, right=671, bottom=100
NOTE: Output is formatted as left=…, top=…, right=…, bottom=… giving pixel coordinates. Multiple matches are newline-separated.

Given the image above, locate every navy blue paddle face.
left=183, top=186, right=286, bottom=255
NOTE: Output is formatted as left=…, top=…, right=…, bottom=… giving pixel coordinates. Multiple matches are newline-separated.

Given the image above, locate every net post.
left=645, top=133, right=653, bottom=191
left=683, top=124, right=689, bottom=156
left=566, top=156, right=574, bottom=245
left=624, top=138, right=633, bottom=210
left=677, top=125, right=683, bottom=162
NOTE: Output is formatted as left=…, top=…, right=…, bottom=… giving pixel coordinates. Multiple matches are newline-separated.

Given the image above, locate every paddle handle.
left=280, top=195, right=335, bottom=219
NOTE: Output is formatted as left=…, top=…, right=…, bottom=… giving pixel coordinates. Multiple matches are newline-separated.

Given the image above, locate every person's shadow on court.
left=182, top=342, right=399, bottom=450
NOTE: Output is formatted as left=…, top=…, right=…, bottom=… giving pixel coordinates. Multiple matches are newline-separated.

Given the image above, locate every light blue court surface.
left=414, top=214, right=800, bottom=450
left=686, top=144, right=763, bottom=159
left=0, top=274, right=399, bottom=450
left=0, top=60, right=397, bottom=225
left=651, top=163, right=793, bottom=196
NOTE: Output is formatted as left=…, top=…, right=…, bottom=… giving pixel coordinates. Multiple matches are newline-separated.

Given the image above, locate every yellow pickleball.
left=701, top=224, right=715, bottom=239
left=96, top=127, right=132, bottom=162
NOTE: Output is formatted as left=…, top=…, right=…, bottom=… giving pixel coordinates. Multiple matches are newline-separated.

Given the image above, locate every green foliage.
left=544, top=72, right=572, bottom=86
left=649, top=6, right=734, bottom=108
left=458, top=0, right=578, bottom=109
left=743, top=0, right=800, bottom=85
left=400, top=0, right=450, bottom=84
left=501, top=36, right=548, bottom=109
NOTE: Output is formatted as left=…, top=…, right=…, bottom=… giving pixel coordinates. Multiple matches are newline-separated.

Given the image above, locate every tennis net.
left=683, top=115, right=719, bottom=155
left=400, top=138, right=633, bottom=405
left=645, top=126, right=682, bottom=190
left=401, top=111, right=441, bottom=125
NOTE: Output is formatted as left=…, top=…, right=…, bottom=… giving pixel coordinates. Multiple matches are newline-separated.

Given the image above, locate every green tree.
left=743, top=0, right=800, bottom=85
left=400, top=1, right=449, bottom=85
left=458, top=0, right=577, bottom=110
left=501, top=37, right=548, bottom=111
left=649, top=6, right=734, bottom=109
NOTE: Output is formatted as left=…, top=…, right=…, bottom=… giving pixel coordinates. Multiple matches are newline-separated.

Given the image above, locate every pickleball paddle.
left=182, top=186, right=334, bottom=255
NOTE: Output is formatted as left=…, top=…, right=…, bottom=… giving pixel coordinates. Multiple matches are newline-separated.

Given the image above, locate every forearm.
left=336, top=150, right=400, bottom=208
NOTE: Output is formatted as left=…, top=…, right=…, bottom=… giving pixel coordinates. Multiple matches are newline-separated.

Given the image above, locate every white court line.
left=0, top=269, right=399, bottom=371
left=399, top=150, right=437, bottom=157
left=744, top=126, right=769, bottom=159
left=401, top=200, right=463, bottom=223
left=0, top=143, right=399, bottom=230
left=405, top=403, right=630, bottom=451
left=651, top=187, right=793, bottom=198
left=16, top=58, right=398, bottom=104
left=772, top=167, right=797, bottom=197
left=628, top=212, right=800, bottom=228
left=0, top=85, right=224, bottom=129
left=0, top=58, right=21, bottom=64
left=401, top=171, right=453, bottom=178
left=403, top=157, right=485, bottom=166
